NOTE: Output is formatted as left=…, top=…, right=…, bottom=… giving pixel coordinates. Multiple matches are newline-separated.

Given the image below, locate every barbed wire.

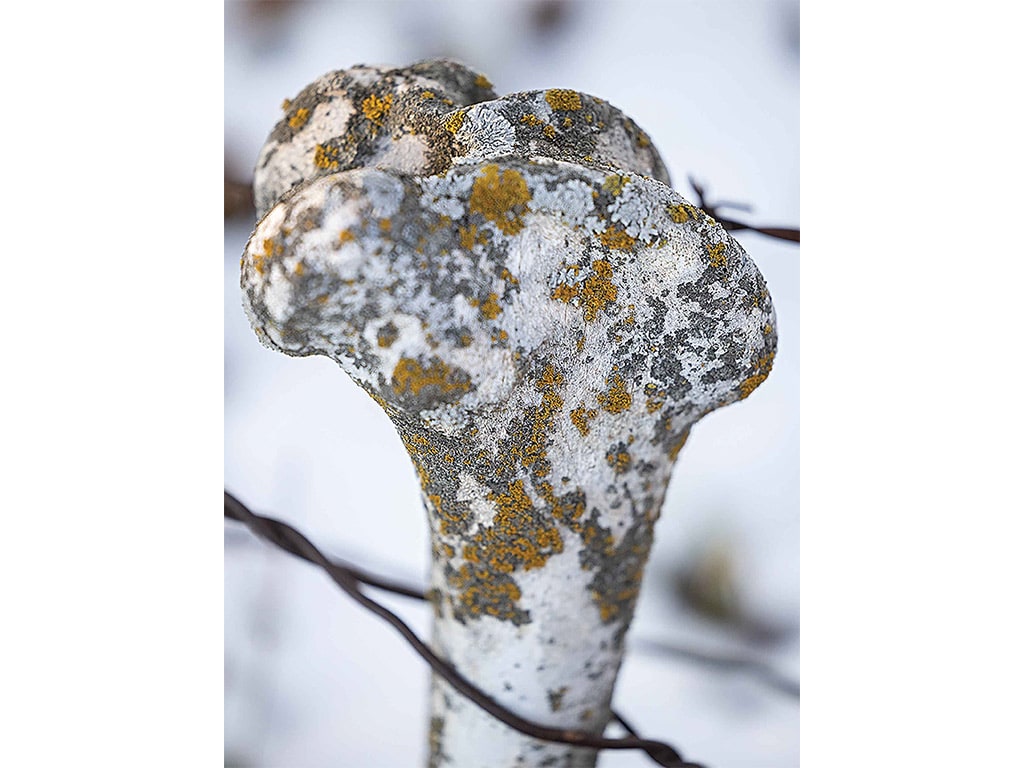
left=225, top=490, right=706, bottom=768
left=687, top=177, right=800, bottom=243
left=225, top=522, right=800, bottom=701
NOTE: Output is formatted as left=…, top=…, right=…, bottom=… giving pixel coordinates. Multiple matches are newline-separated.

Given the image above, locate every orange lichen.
left=391, top=357, right=471, bottom=399
left=545, top=88, right=582, bottom=111
left=644, top=384, right=667, bottom=413
left=667, top=202, right=700, bottom=223
left=444, top=110, right=465, bottom=134
left=314, top=143, right=340, bottom=170
left=475, top=74, right=493, bottom=89
left=598, top=225, right=637, bottom=251
left=457, top=224, right=489, bottom=250
left=606, top=449, right=632, bottom=474
left=280, top=98, right=292, bottom=111
left=598, top=374, right=632, bottom=414
left=252, top=237, right=282, bottom=275
left=338, top=229, right=356, bottom=245
left=520, top=113, right=546, bottom=128
left=737, top=352, right=775, bottom=400
left=602, top=174, right=631, bottom=196
left=479, top=292, right=502, bottom=319
left=551, top=260, right=617, bottom=322
left=421, top=90, right=436, bottom=99
left=706, top=242, right=728, bottom=268
left=570, top=405, right=597, bottom=437
left=376, top=326, right=398, bottom=348
left=288, top=107, right=310, bottom=130
left=361, top=93, right=393, bottom=123
left=468, top=164, right=532, bottom=235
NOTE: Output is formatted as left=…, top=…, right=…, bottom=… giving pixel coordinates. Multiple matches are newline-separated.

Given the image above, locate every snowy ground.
left=225, top=2, right=799, bottom=766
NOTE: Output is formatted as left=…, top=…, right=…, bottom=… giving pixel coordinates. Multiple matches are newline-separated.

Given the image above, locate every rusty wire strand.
left=689, top=176, right=800, bottom=243
left=226, top=523, right=799, bottom=699
left=225, top=490, right=705, bottom=768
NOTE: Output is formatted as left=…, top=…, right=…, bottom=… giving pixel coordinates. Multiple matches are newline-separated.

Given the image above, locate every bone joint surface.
left=241, top=58, right=777, bottom=768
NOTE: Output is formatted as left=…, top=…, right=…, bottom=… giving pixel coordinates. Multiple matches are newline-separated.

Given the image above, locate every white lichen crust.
left=243, top=60, right=776, bottom=768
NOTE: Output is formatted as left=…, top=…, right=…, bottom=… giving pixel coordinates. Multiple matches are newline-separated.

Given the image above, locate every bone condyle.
left=241, top=58, right=776, bottom=768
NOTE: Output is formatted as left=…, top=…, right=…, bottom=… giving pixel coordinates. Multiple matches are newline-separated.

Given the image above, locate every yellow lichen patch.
left=361, top=93, right=393, bottom=123
left=737, top=352, right=775, bottom=400
left=551, top=259, right=618, bottom=322
left=636, top=131, right=651, bottom=148
left=598, top=225, right=637, bottom=251
left=602, top=174, right=631, bottom=196
left=293, top=262, right=304, bottom=276
left=644, top=383, right=666, bottom=412
left=570, top=405, right=597, bottom=437
left=468, top=164, right=532, bottom=236
left=391, top=357, right=472, bottom=399
left=582, top=260, right=618, bottom=321
left=280, top=98, right=292, bottom=112
left=543, top=124, right=556, bottom=139
left=483, top=480, right=564, bottom=571
left=520, top=113, right=545, bottom=128
left=444, top=110, right=465, bottom=134
left=475, top=73, right=493, bottom=89
left=598, top=374, right=632, bottom=414
left=606, top=449, right=632, bottom=474
left=479, top=292, right=502, bottom=320
left=338, top=229, right=356, bottom=245
left=252, top=237, right=283, bottom=275
left=545, top=88, right=582, bottom=111
left=288, top=107, right=310, bottom=130
left=507, top=365, right=565, bottom=477
left=500, top=267, right=519, bottom=286
left=667, top=202, right=700, bottom=224
left=706, top=242, right=728, bottom=268
left=457, top=224, right=489, bottom=250
left=314, top=143, right=340, bottom=170
left=562, top=117, right=573, bottom=128
left=421, top=90, right=436, bottom=99
left=378, top=218, right=391, bottom=234
left=376, top=326, right=398, bottom=348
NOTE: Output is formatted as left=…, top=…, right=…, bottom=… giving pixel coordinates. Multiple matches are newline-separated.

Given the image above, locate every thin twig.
left=225, top=491, right=705, bottom=768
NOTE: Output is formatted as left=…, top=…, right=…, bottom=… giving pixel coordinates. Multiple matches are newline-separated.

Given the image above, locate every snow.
left=225, top=2, right=799, bottom=766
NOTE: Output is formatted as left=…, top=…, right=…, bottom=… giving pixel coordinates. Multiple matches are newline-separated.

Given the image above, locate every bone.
left=242, top=60, right=776, bottom=768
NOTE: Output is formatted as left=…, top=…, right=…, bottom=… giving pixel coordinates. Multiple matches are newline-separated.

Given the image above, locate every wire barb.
left=225, top=490, right=705, bottom=768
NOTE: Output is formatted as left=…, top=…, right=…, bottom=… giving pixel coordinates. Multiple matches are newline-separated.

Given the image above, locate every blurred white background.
left=224, top=1, right=799, bottom=766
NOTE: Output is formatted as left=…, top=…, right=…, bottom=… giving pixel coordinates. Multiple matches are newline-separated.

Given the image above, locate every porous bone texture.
left=242, top=60, right=775, bottom=768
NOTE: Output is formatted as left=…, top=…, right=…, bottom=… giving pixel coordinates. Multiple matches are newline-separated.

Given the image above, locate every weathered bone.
left=242, top=59, right=776, bottom=768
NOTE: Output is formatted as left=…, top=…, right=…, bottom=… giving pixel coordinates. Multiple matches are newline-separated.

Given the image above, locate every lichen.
left=598, top=224, right=637, bottom=251
left=288, top=107, right=310, bottom=130
left=545, top=88, right=582, bottom=111
left=361, top=93, right=393, bottom=123
left=391, top=357, right=472, bottom=400
left=597, top=373, right=632, bottom=414
left=468, top=164, right=532, bottom=235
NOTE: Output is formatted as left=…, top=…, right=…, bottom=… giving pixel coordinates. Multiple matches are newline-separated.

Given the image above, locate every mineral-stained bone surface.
left=242, top=58, right=776, bottom=768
